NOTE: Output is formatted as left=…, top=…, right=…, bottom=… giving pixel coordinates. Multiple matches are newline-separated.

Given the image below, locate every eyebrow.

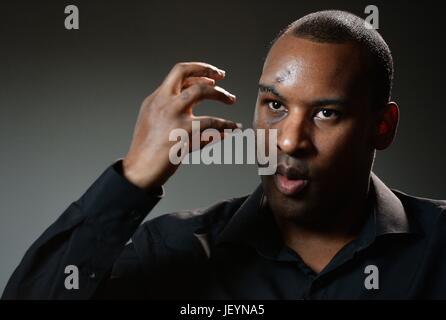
left=310, top=98, right=349, bottom=108
left=258, top=84, right=287, bottom=102
left=258, top=83, right=349, bottom=108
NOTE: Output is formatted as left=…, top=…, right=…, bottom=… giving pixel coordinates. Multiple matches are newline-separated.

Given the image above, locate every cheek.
left=253, top=104, right=274, bottom=129
left=252, top=105, right=262, bottom=129
left=253, top=106, right=279, bottom=158
left=254, top=101, right=287, bottom=129
left=314, top=121, right=366, bottom=167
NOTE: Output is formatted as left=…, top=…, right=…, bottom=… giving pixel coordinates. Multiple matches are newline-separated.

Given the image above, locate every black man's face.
left=254, top=35, right=377, bottom=224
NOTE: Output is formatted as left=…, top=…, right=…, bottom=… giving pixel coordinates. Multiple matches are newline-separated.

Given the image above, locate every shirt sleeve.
left=1, top=159, right=164, bottom=299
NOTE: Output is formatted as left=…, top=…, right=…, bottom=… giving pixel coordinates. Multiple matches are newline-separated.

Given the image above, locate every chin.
left=262, top=178, right=315, bottom=223
left=271, top=195, right=319, bottom=223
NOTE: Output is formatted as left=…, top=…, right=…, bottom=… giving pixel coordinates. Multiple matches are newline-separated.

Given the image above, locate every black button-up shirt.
left=2, top=160, right=446, bottom=299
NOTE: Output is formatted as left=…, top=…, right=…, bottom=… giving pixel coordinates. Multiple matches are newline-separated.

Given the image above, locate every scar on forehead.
left=275, top=69, right=292, bottom=83
left=274, top=64, right=299, bottom=83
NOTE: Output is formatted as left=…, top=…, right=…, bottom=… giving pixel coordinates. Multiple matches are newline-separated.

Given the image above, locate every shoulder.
left=392, top=188, right=446, bottom=232
left=393, top=189, right=446, bottom=216
left=151, top=194, right=247, bottom=237
left=131, top=193, right=249, bottom=254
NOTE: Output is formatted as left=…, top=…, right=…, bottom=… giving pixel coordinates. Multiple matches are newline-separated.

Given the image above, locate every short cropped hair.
left=270, top=10, right=394, bottom=110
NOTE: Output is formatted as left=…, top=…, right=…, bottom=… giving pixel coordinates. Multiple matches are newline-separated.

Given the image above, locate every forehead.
left=260, top=35, right=369, bottom=101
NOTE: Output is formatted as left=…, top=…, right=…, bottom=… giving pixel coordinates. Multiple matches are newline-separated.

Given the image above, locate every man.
left=3, top=10, right=446, bottom=299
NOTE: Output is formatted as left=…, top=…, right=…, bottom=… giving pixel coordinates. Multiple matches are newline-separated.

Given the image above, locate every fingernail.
left=219, top=69, right=226, bottom=76
left=236, top=122, right=243, bottom=129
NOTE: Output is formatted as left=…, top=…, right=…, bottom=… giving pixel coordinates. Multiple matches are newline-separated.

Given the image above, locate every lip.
left=274, top=173, right=309, bottom=196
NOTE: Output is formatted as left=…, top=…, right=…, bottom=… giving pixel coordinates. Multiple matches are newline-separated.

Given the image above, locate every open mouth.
left=274, top=173, right=309, bottom=196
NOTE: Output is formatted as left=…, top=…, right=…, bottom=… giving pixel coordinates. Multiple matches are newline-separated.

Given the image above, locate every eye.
left=266, top=100, right=286, bottom=112
left=314, top=108, right=340, bottom=120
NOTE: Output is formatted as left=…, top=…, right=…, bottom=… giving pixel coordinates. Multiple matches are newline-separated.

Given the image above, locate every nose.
left=277, top=111, right=313, bottom=157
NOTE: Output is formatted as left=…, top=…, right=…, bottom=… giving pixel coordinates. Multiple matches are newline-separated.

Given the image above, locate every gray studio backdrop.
left=1, top=0, right=445, bottom=293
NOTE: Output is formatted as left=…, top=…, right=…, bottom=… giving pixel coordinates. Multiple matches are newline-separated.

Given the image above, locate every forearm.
left=2, top=160, right=163, bottom=299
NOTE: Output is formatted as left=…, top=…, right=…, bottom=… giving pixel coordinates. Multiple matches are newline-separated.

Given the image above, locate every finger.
left=194, top=116, right=242, bottom=132
left=182, top=77, right=216, bottom=90
left=173, top=84, right=236, bottom=112
left=198, top=129, right=237, bottom=150
left=196, top=130, right=223, bottom=150
left=162, top=62, right=225, bottom=94
left=186, top=118, right=243, bottom=152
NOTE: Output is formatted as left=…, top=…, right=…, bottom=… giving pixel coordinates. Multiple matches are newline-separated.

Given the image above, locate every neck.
left=274, top=182, right=372, bottom=273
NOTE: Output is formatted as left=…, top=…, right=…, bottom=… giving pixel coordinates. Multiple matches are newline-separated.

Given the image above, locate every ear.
left=373, top=101, right=399, bottom=150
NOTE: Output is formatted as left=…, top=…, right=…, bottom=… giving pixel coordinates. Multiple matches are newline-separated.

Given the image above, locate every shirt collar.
left=370, top=172, right=414, bottom=236
left=214, top=184, right=284, bottom=259
left=214, top=172, right=417, bottom=258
